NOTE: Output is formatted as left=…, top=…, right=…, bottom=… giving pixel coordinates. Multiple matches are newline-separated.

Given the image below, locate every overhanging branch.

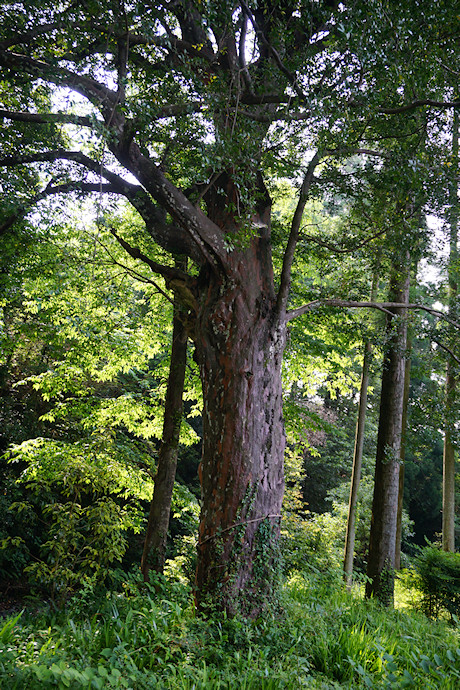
left=300, top=227, right=387, bottom=254
left=433, top=339, right=460, bottom=366
left=286, top=300, right=460, bottom=330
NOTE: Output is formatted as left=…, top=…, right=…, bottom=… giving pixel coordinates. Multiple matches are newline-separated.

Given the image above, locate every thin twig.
left=197, top=514, right=282, bottom=547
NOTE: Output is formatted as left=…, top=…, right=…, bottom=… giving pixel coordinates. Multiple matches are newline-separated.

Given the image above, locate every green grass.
left=1, top=568, right=459, bottom=689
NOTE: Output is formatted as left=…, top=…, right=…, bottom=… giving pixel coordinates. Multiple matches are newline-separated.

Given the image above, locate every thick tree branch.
left=0, top=148, right=133, bottom=191
left=0, top=109, right=99, bottom=128
left=114, top=1, right=129, bottom=100
left=0, top=50, right=118, bottom=117
left=0, top=182, right=115, bottom=236
left=276, top=152, right=320, bottom=316
left=0, top=147, right=218, bottom=264
left=109, top=229, right=189, bottom=282
left=0, top=102, right=204, bottom=127
left=238, top=13, right=254, bottom=95
left=0, top=23, right=61, bottom=50
left=240, top=1, right=305, bottom=101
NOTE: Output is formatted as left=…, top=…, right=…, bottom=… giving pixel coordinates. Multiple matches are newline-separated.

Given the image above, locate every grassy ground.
left=0, top=568, right=459, bottom=689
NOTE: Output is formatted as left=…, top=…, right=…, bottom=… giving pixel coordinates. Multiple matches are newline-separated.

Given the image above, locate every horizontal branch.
left=286, top=300, right=460, bottom=330
left=0, top=109, right=99, bottom=128
left=0, top=147, right=215, bottom=264
left=300, top=227, right=387, bottom=254
left=379, top=99, right=460, bottom=115
left=0, top=22, right=61, bottom=49
left=0, top=50, right=117, bottom=117
left=0, top=148, right=136, bottom=193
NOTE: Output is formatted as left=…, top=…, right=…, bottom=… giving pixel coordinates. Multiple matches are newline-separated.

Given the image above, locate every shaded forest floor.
left=1, top=567, right=460, bottom=689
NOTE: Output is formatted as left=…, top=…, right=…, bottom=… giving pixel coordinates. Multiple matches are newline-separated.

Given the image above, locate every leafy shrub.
left=410, top=544, right=460, bottom=620
left=2, top=437, right=149, bottom=603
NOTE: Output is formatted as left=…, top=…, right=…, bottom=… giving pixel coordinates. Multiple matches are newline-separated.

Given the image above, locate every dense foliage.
left=1, top=564, right=460, bottom=689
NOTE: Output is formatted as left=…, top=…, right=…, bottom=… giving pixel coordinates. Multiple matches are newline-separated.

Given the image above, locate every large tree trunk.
left=442, top=108, right=458, bottom=553
left=193, top=183, right=286, bottom=617
left=141, top=280, right=188, bottom=580
left=366, top=257, right=410, bottom=605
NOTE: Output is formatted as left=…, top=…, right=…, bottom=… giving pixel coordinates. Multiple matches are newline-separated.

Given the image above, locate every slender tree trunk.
left=443, top=380, right=456, bottom=552
left=442, top=108, right=459, bottom=552
left=343, top=270, right=379, bottom=586
left=394, top=341, right=412, bottom=569
left=141, top=271, right=188, bottom=580
left=343, top=341, right=372, bottom=587
left=366, top=256, right=410, bottom=605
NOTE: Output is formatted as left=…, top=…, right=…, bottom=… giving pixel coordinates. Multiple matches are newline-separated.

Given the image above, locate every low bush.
left=406, top=545, right=460, bottom=620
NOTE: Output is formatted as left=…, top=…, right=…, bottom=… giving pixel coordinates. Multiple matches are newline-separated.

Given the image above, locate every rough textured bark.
left=343, top=341, right=371, bottom=586
left=442, top=108, right=458, bottom=553
left=366, top=258, right=410, bottom=605
left=193, top=182, right=286, bottom=616
left=141, top=285, right=188, bottom=580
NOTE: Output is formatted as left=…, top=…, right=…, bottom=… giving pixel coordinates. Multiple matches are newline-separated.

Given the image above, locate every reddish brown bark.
left=366, top=258, right=410, bottom=605
left=141, top=284, right=188, bottom=580
left=192, top=179, right=285, bottom=616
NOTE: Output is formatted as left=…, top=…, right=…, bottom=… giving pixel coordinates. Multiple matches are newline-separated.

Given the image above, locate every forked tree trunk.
left=141, top=283, right=188, bottom=580
left=442, top=108, right=458, bottom=553
left=366, top=257, right=410, bottom=605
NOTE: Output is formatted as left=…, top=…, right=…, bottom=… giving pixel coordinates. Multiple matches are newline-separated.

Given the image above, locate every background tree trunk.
left=442, top=108, right=459, bottom=553
left=141, top=271, right=188, bottom=580
left=343, top=269, right=379, bottom=586
left=343, top=340, right=372, bottom=587
left=394, top=340, right=412, bottom=570
left=366, top=256, right=410, bottom=605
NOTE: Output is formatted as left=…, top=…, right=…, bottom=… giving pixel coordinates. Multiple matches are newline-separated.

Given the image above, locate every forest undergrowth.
left=1, top=563, right=459, bottom=690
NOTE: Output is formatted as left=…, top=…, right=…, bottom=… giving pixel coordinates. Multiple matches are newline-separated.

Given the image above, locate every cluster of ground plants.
left=1, top=550, right=460, bottom=689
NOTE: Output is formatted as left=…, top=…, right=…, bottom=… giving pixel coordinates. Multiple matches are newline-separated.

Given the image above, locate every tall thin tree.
left=141, top=259, right=188, bottom=579
left=366, top=252, right=410, bottom=605
left=442, top=108, right=459, bottom=552
left=343, top=270, right=378, bottom=587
